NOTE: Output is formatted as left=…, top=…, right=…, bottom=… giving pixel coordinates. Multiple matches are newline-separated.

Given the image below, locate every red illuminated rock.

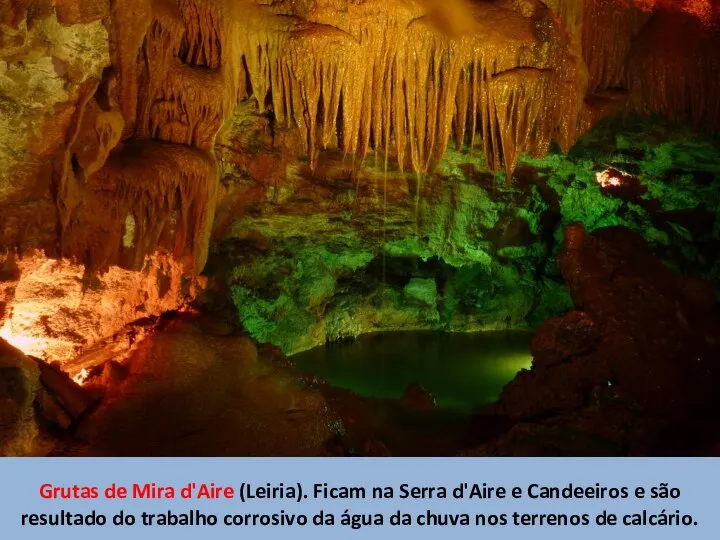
left=479, top=224, right=720, bottom=454
left=531, top=311, right=600, bottom=369
left=35, top=360, right=99, bottom=422
left=558, top=225, right=720, bottom=414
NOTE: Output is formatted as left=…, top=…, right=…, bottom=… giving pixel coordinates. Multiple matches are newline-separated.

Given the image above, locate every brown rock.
left=558, top=225, right=720, bottom=415
left=484, top=224, right=720, bottom=455
left=400, top=382, right=437, bottom=411
left=531, top=311, right=600, bottom=368
left=0, top=338, right=40, bottom=455
left=54, top=0, right=109, bottom=24
left=362, top=436, right=392, bottom=457
left=35, top=387, right=73, bottom=430
left=320, top=435, right=347, bottom=457
left=0, top=0, right=31, bottom=28
left=100, top=360, right=128, bottom=388
left=499, top=362, right=588, bottom=420
left=35, top=360, right=99, bottom=420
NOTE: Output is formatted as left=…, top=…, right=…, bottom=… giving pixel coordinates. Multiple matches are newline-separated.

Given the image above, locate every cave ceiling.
left=0, top=0, right=718, bottom=273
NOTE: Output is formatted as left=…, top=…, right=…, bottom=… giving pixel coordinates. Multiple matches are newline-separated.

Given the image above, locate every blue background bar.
left=0, top=458, right=716, bottom=538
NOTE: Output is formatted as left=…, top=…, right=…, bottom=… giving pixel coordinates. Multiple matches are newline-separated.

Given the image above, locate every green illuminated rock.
left=214, top=115, right=720, bottom=354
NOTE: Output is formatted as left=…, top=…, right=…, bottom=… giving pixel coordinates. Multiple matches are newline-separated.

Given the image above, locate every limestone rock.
left=531, top=311, right=600, bottom=368
left=54, top=0, right=110, bottom=25
left=0, top=251, right=204, bottom=363
left=559, top=225, right=720, bottom=414
left=0, top=338, right=40, bottom=456
left=484, top=223, right=720, bottom=453
left=400, top=382, right=437, bottom=412
left=35, top=386, right=73, bottom=431
left=35, top=360, right=99, bottom=421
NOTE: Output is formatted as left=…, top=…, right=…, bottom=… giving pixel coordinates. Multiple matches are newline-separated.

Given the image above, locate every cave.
left=1, top=0, right=719, bottom=457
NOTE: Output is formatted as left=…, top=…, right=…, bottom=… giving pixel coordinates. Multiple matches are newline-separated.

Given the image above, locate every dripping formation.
left=238, top=0, right=585, bottom=181
left=57, top=0, right=243, bottom=274
left=2, top=0, right=717, bottom=274
left=236, top=0, right=720, bottom=183
left=1, top=0, right=244, bottom=368
left=1, top=0, right=719, bottom=366
left=0, top=0, right=719, bottom=459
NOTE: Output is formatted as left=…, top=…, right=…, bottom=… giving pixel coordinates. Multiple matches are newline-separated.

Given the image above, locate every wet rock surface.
left=34, top=360, right=100, bottom=427
left=400, top=383, right=438, bottom=412
left=0, top=338, right=39, bottom=456
left=210, top=111, right=720, bottom=358
left=531, top=311, right=600, bottom=369
left=1, top=1, right=720, bottom=459
left=52, top=316, right=334, bottom=457
left=468, top=224, right=720, bottom=456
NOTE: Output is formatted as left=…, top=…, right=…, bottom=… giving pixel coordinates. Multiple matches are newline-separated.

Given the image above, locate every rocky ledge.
left=465, top=224, right=720, bottom=456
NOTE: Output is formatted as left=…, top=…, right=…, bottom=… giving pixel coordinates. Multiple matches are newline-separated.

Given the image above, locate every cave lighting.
left=72, top=368, right=90, bottom=386
left=0, top=318, right=50, bottom=359
left=595, top=169, right=626, bottom=188
left=630, top=0, right=717, bottom=26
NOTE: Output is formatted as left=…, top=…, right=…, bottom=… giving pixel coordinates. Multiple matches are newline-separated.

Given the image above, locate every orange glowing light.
left=595, top=167, right=633, bottom=189
left=628, top=0, right=719, bottom=25
left=73, top=368, right=90, bottom=386
left=0, top=319, right=51, bottom=359
left=0, top=250, right=199, bottom=365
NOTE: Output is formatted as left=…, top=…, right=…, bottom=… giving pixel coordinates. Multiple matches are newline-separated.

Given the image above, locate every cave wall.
left=1, top=0, right=719, bottom=361
left=0, top=0, right=237, bottom=362
left=212, top=108, right=720, bottom=354
left=3, top=0, right=719, bottom=265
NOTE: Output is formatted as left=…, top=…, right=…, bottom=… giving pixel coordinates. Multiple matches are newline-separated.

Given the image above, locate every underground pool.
left=293, top=330, right=534, bottom=413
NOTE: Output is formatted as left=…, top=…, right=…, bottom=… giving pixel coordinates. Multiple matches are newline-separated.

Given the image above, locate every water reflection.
left=293, top=331, right=533, bottom=412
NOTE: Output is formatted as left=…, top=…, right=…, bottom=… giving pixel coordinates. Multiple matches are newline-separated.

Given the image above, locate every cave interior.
left=1, top=0, right=720, bottom=457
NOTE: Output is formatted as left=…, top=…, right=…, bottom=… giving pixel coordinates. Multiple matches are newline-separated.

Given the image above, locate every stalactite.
left=110, top=0, right=152, bottom=136
left=627, top=9, right=720, bottom=128
left=489, top=70, right=550, bottom=181
left=237, top=1, right=584, bottom=182
left=52, top=0, right=720, bottom=279
left=582, top=0, right=649, bottom=94
left=66, top=141, right=217, bottom=274
left=60, top=0, right=244, bottom=274
left=177, top=0, right=224, bottom=69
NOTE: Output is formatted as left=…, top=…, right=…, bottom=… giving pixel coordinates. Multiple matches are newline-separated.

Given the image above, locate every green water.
left=293, top=331, right=533, bottom=412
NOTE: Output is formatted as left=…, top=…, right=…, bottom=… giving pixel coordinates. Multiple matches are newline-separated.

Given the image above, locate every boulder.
left=0, top=338, right=40, bottom=456
left=400, top=382, right=437, bottom=412
left=35, top=361, right=99, bottom=421
left=483, top=224, right=720, bottom=454
left=558, top=225, right=720, bottom=415
left=531, top=311, right=600, bottom=368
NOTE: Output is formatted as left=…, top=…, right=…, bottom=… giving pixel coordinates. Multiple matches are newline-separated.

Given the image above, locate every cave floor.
left=45, top=316, right=496, bottom=457
left=48, top=317, right=331, bottom=457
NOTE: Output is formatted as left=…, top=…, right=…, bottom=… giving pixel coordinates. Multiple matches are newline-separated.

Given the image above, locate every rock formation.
left=212, top=113, right=720, bottom=354
left=3, top=1, right=719, bottom=271
left=0, top=0, right=719, bottom=455
left=0, top=338, right=39, bottom=456
left=469, top=224, right=720, bottom=455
